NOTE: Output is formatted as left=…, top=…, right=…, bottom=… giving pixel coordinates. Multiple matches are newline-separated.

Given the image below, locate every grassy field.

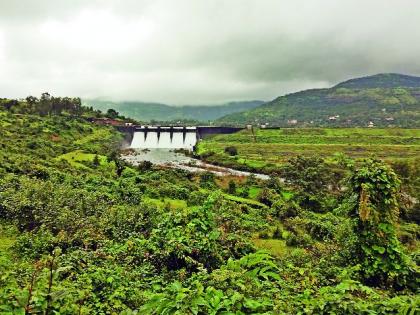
left=57, top=150, right=111, bottom=169
left=196, top=128, right=420, bottom=172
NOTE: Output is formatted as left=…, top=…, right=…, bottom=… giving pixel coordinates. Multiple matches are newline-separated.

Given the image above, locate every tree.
left=265, top=177, right=283, bottom=194
left=107, top=150, right=119, bottom=164
left=137, top=160, right=153, bottom=172
left=257, top=188, right=276, bottom=207
left=106, top=108, right=119, bottom=119
left=26, top=96, right=38, bottom=113
left=281, top=156, right=331, bottom=195
left=3, top=99, right=18, bottom=111
left=227, top=180, right=236, bottom=194
left=199, top=172, right=216, bottom=189
left=51, top=96, right=64, bottom=115
left=70, top=97, right=82, bottom=115
left=92, top=155, right=100, bottom=168
left=61, top=97, right=72, bottom=113
left=224, top=146, right=238, bottom=156
left=39, top=92, right=52, bottom=116
left=107, top=150, right=125, bottom=176
left=280, top=156, right=333, bottom=211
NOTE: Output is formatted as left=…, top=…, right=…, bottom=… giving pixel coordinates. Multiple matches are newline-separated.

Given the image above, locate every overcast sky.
left=0, top=0, right=419, bottom=104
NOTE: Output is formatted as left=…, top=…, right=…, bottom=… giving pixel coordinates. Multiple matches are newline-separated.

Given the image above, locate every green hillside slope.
left=1, top=98, right=419, bottom=313
left=217, top=73, right=420, bottom=127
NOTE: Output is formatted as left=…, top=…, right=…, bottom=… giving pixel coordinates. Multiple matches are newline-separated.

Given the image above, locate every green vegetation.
left=335, top=73, right=420, bottom=89
left=217, top=73, right=420, bottom=127
left=197, top=127, right=420, bottom=173
left=56, top=150, right=112, bottom=169
left=0, top=98, right=419, bottom=313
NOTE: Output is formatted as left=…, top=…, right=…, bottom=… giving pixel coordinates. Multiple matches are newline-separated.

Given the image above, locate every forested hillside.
left=217, top=73, right=420, bottom=127
left=85, top=99, right=264, bottom=123
left=0, top=96, right=419, bottom=313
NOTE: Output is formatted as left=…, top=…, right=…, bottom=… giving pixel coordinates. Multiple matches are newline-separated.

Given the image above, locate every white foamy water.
left=125, top=128, right=269, bottom=180
left=121, top=149, right=270, bottom=180
left=130, top=131, right=197, bottom=149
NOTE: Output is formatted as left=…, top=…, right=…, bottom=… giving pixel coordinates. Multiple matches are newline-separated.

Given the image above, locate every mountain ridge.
left=84, top=99, right=265, bottom=122
left=334, top=73, right=420, bottom=89
left=217, top=73, right=420, bottom=127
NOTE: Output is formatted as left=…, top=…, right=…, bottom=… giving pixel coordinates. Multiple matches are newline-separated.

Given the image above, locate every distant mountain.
left=83, top=99, right=264, bottom=122
left=217, top=73, right=420, bottom=127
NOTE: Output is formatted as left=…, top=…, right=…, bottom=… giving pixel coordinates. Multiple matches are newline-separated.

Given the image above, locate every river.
left=122, top=129, right=269, bottom=179
left=122, top=148, right=269, bottom=179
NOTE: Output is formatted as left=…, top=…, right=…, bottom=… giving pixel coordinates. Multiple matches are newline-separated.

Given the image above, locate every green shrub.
left=272, top=199, right=301, bottom=219
left=285, top=230, right=313, bottom=247
left=187, top=190, right=210, bottom=206
left=199, top=172, right=216, bottom=189
left=224, top=146, right=238, bottom=156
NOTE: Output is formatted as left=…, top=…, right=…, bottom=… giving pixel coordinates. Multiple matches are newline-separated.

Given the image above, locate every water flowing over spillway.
left=123, top=126, right=269, bottom=180
left=130, top=130, right=197, bottom=149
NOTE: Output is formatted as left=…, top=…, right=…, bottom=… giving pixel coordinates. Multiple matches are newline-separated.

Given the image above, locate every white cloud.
left=39, top=9, right=155, bottom=55
left=0, top=0, right=419, bottom=104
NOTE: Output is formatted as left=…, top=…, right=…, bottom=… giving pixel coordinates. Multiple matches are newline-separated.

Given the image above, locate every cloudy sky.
left=0, top=0, right=419, bottom=104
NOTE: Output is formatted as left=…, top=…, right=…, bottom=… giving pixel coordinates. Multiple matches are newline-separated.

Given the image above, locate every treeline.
left=0, top=93, right=88, bottom=116
left=1, top=94, right=140, bottom=125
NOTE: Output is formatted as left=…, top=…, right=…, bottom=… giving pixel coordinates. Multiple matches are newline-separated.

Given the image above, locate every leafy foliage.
left=0, top=105, right=418, bottom=313
left=197, top=127, right=420, bottom=174
left=347, top=159, right=419, bottom=288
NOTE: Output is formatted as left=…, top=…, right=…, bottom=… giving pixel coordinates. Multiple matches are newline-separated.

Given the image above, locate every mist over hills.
left=84, top=99, right=264, bottom=123
left=84, top=74, right=420, bottom=127
left=217, top=73, right=420, bottom=127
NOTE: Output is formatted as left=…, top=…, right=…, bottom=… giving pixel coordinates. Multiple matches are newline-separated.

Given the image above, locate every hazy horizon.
left=1, top=0, right=420, bottom=104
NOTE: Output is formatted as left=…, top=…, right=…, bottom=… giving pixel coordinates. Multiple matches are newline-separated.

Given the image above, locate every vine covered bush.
left=347, top=159, right=419, bottom=289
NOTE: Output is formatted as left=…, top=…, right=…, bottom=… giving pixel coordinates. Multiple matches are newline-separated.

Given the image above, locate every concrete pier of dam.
left=116, top=125, right=243, bottom=148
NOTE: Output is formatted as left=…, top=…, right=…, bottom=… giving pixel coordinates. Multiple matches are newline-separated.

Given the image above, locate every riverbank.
left=121, top=148, right=270, bottom=179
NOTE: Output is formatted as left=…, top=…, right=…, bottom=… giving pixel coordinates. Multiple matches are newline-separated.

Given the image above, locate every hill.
left=335, top=73, right=420, bottom=89
left=0, top=98, right=419, bottom=313
left=217, top=73, right=420, bottom=127
left=84, top=99, right=264, bottom=122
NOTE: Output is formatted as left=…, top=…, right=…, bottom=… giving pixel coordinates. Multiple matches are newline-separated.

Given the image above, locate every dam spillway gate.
left=117, top=125, right=243, bottom=150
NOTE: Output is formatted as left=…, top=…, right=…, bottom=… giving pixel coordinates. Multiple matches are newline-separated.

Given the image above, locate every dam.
left=119, top=125, right=269, bottom=180
left=118, top=125, right=243, bottom=150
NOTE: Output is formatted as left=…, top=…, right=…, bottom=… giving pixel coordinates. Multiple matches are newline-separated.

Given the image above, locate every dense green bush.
left=199, top=171, right=216, bottom=189
left=224, top=146, right=238, bottom=156
left=186, top=190, right=210, bottom=206
left=272, top=198, right=301, bottom=219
